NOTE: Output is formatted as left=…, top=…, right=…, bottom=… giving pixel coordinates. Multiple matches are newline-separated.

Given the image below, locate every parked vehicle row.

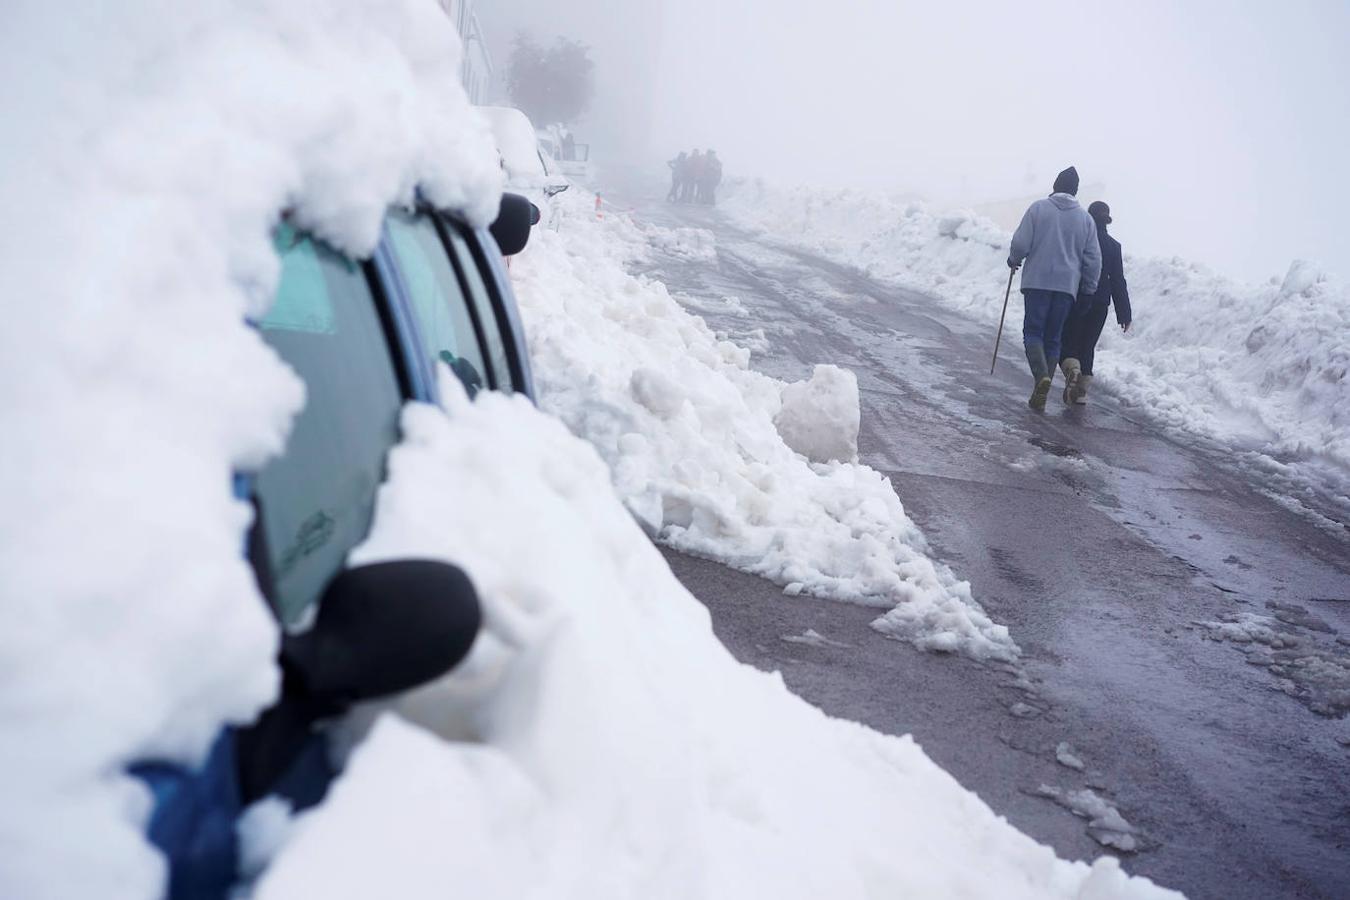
left=478, top=105, right=571, bottom=229
left=133, top=197, right=538, bottom=899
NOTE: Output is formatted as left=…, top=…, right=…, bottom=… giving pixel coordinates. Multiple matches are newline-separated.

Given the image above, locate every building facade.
left=439, top=0, right=493, bottom=104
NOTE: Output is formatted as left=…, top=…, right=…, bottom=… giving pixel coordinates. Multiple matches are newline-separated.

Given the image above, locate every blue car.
left=133, top=197, right=537, bottom=898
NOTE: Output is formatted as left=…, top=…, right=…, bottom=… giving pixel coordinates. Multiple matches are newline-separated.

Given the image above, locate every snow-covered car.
left=536, top=124, right=590, bottom=181
left=477, top=106, right=570, bottom=227
left=132, top=200, right=536, bottom=898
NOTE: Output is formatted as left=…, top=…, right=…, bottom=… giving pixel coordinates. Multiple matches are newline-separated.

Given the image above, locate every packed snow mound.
left=775, top=363, right=861, bottom=463
left=722, top=179, right=1350, bottom=499
left=510, top=191, right=1016, bottom=661
left=255, top=384, right=1180, bottom=899
left=0, top=2, right=500, bottom=897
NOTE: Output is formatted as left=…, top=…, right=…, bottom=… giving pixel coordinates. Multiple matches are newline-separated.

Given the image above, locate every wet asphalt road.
left=603, top=175, right=1350, bottom=899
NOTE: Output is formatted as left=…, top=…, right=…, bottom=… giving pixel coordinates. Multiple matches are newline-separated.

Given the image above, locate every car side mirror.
left=543, top=182, right=570, bottom=198
left=282, top=560, right=481, bottom=705
left=489, top=192, right=541, bottom=256
left=237, top=559, right=480, bottom=801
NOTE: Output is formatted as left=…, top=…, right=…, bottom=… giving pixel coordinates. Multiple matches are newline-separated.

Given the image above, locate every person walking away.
left=682, top=150, right=705, bottom=203
left=1060, top=201, right=1132, bottom=404
left=1007, top=166, right=1101, bottom=411
left=667, top=151, right=688, bottom=203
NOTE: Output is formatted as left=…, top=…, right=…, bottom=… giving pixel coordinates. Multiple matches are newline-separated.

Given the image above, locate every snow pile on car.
left=720, top=179, right=1350, bottom=517
left=253, top=381, right=1180, bottom=900
left=0, top=1, right=500, bottom=896
left=509, top=193, right=1016, bottom=661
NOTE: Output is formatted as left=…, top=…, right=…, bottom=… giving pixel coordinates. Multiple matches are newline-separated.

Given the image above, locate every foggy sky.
left=477, top=0, right=1349, bottom=282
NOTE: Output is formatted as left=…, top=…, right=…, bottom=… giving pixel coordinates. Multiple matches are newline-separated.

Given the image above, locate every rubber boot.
left=1072, top=374, right=1093, bottom=405
left=1060, top=358, right=1082, bottom=404
left=1024, top=344, right=1051, bottom=411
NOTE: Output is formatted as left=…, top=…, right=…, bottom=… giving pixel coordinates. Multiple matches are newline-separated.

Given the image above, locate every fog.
left=477, top=0, right=1349, bottom=282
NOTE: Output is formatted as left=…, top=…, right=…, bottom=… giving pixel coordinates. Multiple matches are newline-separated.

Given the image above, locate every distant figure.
left=667, top=151, right=688, bottom=202
left=699, top=149, right=723, bottom=205
left=682, top=149, right=705, bottom=203
left=1007, top=166, right=1102, bottom=411
left=1060, top=201, right=1132, bottom=404
left=561, top=129, right=576, bottom=162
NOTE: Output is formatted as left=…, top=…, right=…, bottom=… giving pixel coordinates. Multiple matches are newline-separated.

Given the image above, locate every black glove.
left=1007, top=259, right=1020, bottom=272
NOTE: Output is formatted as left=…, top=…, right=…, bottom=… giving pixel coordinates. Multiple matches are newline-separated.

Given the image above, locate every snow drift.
left=254, top=382, right=1179, bottom=900
left=508, top=193, right=1017, bottom=660
left=721, top=179, right=1350, bottom=515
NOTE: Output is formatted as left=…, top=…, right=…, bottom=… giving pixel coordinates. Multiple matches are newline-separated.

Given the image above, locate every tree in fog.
left=506, top=34, right=595, bottom=126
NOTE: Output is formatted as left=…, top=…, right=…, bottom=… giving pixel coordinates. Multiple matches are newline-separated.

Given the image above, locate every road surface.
left=604, top=173, right=1350, bottom=900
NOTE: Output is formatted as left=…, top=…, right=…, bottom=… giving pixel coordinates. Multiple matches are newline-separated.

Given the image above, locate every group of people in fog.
left=1008, top=165, right=1132, bottom=410
left=666, top=149, right=723, bottom=205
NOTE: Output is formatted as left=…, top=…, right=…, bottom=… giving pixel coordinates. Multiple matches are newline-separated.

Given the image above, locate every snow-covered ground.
left=509, top=193, right=1016, bottom=661
left=5, top=3, right=1182, bottom=897
left=255, top=381, right=1179, bottom=899
left=720, top=179, right=1350, bottom=524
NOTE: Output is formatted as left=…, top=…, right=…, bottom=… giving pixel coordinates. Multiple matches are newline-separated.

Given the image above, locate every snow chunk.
left=1056, top=742, right=1087, bottom=771
left=1037, top=786, right=1141, bottom=853
left=631, top=367, right=687, bottom=418
left=256, top=391, right=1178, bottom=899
left=1200, top=613, right=1281, bottom=645
left=775, top=364, right=861, bottom=464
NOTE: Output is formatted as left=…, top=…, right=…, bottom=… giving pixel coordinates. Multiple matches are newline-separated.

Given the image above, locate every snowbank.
left=255, top=383, right=1179, bottom=899
left=509, top=192, right=1016, bottom=660
left=721, top=179, right=1350, bottom=504
left=0, top=2, right=500, bottom=896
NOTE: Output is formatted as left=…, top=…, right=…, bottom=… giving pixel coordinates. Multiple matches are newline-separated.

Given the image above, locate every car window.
left=385, top=209, right=489, bottom=398
left=254, top=225, right=403, bottom=625
left=440, top=220, right=515, bottom=393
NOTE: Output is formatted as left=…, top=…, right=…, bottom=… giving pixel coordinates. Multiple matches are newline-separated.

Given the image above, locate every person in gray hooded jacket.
left=1007, top=166, right=1102, bottom=411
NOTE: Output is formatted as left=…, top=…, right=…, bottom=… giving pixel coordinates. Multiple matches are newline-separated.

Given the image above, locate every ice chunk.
left=1056, top=742, right=1086, bottom=771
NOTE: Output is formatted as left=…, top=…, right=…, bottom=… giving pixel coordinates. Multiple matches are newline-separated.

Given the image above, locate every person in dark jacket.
left=681, top=150, right=705, bottom=203
left=699, top=150, right=723, bottom=205
left=1059, top=201, right=1132, bottom=404
left=667, top=151, right=688, bottom=203
left=1007, top=166, right=1102, bottom=411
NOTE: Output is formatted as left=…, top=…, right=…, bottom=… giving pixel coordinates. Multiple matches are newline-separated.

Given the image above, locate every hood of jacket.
left=1048, top=192, right=1080, bottom=211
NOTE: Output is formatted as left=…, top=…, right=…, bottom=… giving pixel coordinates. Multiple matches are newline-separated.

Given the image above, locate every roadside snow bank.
left=0, top=2, right=499, bottom=896
left=722, top=179, right=1350, bottom=494
left=256, top=384, right=1179, bottom=899
left=511, top=195, right=1016, bottom=660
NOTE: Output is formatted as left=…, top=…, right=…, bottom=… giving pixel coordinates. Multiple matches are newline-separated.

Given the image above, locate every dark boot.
left=1025, top=345, right=1052, bottom=411
left=1061, top=358, right=1081, bottom=404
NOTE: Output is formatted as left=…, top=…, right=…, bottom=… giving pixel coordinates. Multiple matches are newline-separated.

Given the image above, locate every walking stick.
left=989, top=267, right=1016, bottom=374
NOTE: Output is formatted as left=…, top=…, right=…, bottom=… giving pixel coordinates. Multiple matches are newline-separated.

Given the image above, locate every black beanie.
left=1052, top=166, right=1079, bottom=196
